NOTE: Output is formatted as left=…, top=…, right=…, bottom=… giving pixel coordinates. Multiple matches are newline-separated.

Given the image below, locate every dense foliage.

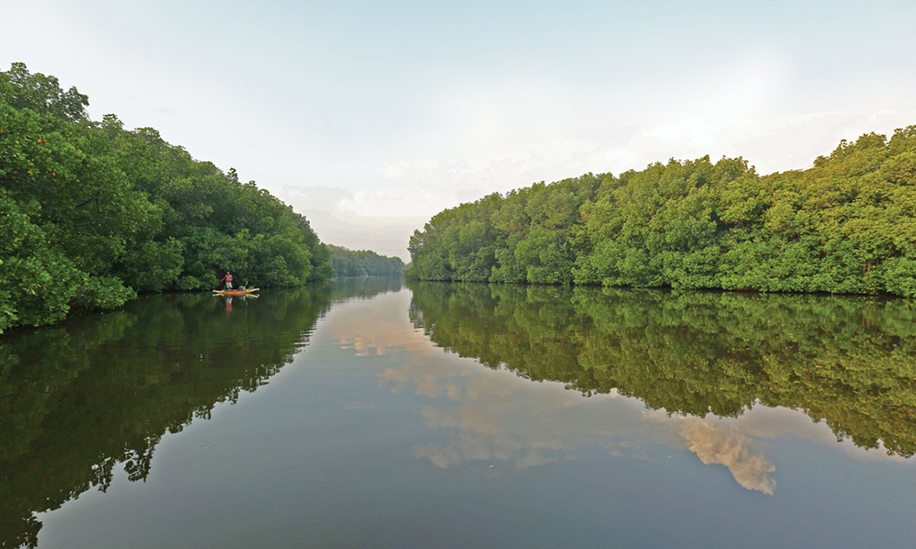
left=406, top=133, right=916, bottom=296
left=0, top=63, right=333, bottom=332
left=409, top=281, right=915, bottom=458
left=329, top=245, right=404, bottom=277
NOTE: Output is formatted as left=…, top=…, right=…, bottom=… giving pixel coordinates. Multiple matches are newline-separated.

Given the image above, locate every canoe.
left=212, top=288, right=260, bottom=296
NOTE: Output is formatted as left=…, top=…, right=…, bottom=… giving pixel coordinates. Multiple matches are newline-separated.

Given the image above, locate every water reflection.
left=220, top=294, right=258, bottom=313
left=364, top=282, right=914, bottom=494
left=676, top=417, right=775, bottom=493
left=379, top=347, right=789, bottom=493
left=406, top=282, right=914, bottom=459
left=2, top=278, right=912, bottom=547
left=0, top=281, right=398, bottom=548
left=331, top=275, right=404, bottom=302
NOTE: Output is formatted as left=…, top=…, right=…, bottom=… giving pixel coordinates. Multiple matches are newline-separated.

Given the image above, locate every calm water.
left=1, top=278, right=914, bottom=548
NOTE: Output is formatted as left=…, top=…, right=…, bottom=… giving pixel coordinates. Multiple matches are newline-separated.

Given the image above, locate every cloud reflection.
left=327, top=289, right=903, bottom=495
left=678, top=419, right=776, bottom=494
left=392, top=359, right=781, bottom=493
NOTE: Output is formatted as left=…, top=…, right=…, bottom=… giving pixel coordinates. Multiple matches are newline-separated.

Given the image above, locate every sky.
left=3, top=0, right=916, bottom=259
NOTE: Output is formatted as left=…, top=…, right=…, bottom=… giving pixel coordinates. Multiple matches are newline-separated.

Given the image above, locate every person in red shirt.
left=218, top=271, right=233, bottom=290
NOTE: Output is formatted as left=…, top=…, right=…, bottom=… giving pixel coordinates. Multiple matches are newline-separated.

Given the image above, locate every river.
left=1, top=278, right=913, bottom=547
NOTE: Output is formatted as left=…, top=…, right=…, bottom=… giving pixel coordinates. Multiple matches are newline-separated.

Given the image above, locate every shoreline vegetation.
left=329, top=245, right=405, bottom=277
left=2, top=62, right=912, bottom=331
left=0, top=63, right=397, bottom=333
left=405, top=130, right=915, bottom=298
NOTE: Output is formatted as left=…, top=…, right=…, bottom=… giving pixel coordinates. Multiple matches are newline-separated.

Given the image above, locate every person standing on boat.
left=219, top=271, right=233, bottom=290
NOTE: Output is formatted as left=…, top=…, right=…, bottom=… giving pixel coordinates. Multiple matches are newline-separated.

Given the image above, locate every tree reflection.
left=408, top=282, right=914, bottom=459
left=0, top=279, right=393, bottom=548
left=331, top=275, right=403, bottom=300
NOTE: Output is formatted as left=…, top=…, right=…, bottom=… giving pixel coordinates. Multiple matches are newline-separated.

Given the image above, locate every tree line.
left=328, top=245, right=404, bottom=277
left=406, top=130, right=915, bottom=296
left=0, top=63, right=336, bottom=332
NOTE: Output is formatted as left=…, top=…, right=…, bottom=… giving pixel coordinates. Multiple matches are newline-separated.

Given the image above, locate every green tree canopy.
left=328, top=245, right=404, bottom=277
left=0, top=63, right=335, bottom=331
left=407, top=135, right=915, bottom=296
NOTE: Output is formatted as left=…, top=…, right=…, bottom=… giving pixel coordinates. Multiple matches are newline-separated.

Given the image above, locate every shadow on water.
left=407, top=281, right=915, bottom=459
left=0, top=279, right=398, bottom=548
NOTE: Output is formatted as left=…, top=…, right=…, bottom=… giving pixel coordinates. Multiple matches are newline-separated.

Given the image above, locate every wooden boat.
left=212, top=288, right=260, bottom=296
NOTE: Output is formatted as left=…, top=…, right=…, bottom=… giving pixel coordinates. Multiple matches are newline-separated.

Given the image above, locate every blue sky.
left=3, top=0, right=915, bottom=259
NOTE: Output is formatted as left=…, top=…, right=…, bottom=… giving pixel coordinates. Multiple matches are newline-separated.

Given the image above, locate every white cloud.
left=275, top=185, right=424, bottom=259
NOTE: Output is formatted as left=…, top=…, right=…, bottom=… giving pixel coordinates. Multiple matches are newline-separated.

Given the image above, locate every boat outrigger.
left=212, top=288, right=259, bottom=296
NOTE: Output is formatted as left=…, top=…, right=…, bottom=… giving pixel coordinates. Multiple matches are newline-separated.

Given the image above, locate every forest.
left=406, top=130, right=915, bottom=296
left=329, top=245, right=404, bottom=277
left=0, top=63, right=334, bottom=332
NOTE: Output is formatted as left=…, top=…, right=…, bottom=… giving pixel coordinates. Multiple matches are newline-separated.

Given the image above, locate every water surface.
left=1, top=279, right=913, bottom=547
